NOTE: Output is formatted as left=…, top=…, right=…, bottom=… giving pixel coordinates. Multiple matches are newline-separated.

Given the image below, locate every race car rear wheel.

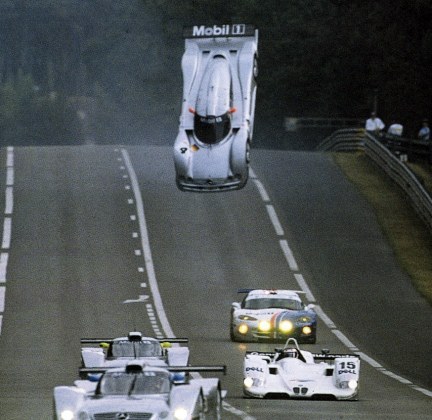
left=246, top=140, right=251, bottom=165
left=253, top=55, right=258, bottom=79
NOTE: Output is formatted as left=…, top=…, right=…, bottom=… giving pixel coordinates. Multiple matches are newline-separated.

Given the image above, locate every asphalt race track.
left=0, top=144, right=431, bottom=419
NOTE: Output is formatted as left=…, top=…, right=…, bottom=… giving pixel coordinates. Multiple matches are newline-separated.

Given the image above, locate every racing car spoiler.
left=246, top=350, right=360, bottom=361
left=79, top=365, right=227, bottom=375
left=80, top=337, right=188, bottom=344
left=312, top=353, right=360, bottom=361
left=237, top=289, right=306, bottom=294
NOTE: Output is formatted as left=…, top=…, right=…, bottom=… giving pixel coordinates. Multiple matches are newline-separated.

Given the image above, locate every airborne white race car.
left=174, top=24, right=258, bottom=192
left=80, top=331, right=189, bottom=372
left=243, top=338, right=360, bottom=400
left=54, top=363, right=225, bottom=420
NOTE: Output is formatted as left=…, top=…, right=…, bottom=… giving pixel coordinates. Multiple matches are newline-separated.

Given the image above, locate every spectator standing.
left=365, top=112, right=385, bottom=136
left=418, top=120, right=430, bottom=141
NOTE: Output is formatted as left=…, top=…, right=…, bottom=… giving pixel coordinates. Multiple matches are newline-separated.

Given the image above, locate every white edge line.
left=252, top=179, right=270, bottom=202
left=6, top=167, right=14, bottom=186
left=0, top=286, right=5, bottom=312
left=121, top=149, right=175, bottom=337
left=313, top=305, right=336, bottom=329
left=266, top=205, right=284, bottom=236
left=293, top=273, right=315, bottom=302
left=2, top=217, right=11, bottom=249
left=279, top=239, right=299, bottom=271
left=332, top=329, right=358, bottom=351
left=0, top=252, right=9, bottom=283
left=5, top=187, right=13, bottom=215
left=249, top=166, right=257, bottom=179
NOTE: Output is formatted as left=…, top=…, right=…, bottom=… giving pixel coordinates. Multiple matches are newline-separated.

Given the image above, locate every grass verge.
left=333, top=151, right=432, bottom=305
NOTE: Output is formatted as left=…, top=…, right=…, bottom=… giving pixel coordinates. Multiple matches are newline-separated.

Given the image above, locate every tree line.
left=0, top=0, right=430, bottom=145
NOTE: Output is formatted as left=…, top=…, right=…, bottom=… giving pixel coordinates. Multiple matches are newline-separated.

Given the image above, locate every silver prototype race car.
left=230, top=289, right=317, bottom=343
left=174, top=24, right=258, bottom=192
left=80, top=331, right=189, bottom=372
left=243, top=338, right=360, bottom=400
left=54, top=363, right=225, bottom=420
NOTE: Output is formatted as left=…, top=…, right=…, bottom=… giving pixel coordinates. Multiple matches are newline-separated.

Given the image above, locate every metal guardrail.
left=316, top=128, right=432, bottom=233
left=284, top=117, right=363, bottom=131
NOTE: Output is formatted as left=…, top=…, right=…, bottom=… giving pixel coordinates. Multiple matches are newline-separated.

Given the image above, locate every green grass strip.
left=333, top=151, right=432, bottom=305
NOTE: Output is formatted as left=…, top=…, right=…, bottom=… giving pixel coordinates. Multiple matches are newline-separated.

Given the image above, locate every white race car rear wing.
left=245, top=350, right=360, bottom=361
left=80, top=337, right=188, bottom=344
left=79, top=365, right=227, bottom=376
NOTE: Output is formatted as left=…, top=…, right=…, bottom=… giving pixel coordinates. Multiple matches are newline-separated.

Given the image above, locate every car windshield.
left=243, top=298, right=302, bottom=310
left=110, top=341, right=162, bottom=358
left=194, top=112, right=231, bottom=144
left=98, top=371, right=170, bottom=396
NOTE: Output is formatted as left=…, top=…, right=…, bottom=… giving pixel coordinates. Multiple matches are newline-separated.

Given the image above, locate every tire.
left=253, top=55, right=258, bottom=79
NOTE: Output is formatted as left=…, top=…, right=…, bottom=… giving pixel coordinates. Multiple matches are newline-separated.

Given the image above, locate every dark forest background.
left=0, top=0, right=431, bottom=148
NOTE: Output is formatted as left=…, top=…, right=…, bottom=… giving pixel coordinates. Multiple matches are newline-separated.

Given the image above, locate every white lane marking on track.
left=253, top=179, right=270, bottom=202
left=121, top=149, right=175, bottom=337
left=266, top=204, right=284, bottom=235
left=0, top=147, right=13, bottom=335
left=121, top=148, right=256, bottom=419
left=332, top=329, right=359, bottom=351
left=2, top=217, right=11, bottom=249
left=313, top=305, right=336, bottom=329
left=380, top=370, right=412, bottom=384
left=293, top=273, right=316, bottom=302
left=222, top=402, right=256, bottom=420
left=355, top=351, right=382, bottom=369
left=0, top=286, right=5, bottom=312
left=123, top=295, right=149, bottom=304
left=0, top=253, right=9, bottom=283
left=250, top=165, right=432, bottom=398
left=411, top=387, right=432, bottom=397
left=6, top=147, right=14, bottom=167
left=6, top=167, right=13, bottom=186
left=5, top=187, right=13, bottom=215
left=279, top=239, right=298, bottom=271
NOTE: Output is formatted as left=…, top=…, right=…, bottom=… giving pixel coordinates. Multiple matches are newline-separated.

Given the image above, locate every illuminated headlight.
left=339, top=380, right=358, bottom=390
left=60, top=410, right=74, bottom=420
left=239, top=315, right=257, bottom=321
left=244, top=377, right=254, bottom=388
left=299, top=316, right=311, bottom=323
left=244, top=377, right=263, bottom=388
left=174, top=407, right=189, bottom=420
left=302, top=326, right=312, bottom=335
left=348, top=380, right=358, bottom=390
left=279, top=320, right=293, bottom=333
left=258, top=320, right=271, bottom=332
left=238, top=324, right=249, bottom=334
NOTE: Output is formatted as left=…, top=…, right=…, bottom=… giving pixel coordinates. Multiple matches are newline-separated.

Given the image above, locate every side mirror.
left=232, top=302, right=241, bottom=309
left=305, top=304, right=315, bottom=311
